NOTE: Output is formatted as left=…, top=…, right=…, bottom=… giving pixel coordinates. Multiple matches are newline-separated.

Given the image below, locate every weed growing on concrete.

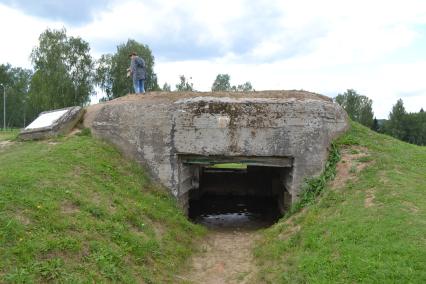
left=288, top=142, right=341, bottom=215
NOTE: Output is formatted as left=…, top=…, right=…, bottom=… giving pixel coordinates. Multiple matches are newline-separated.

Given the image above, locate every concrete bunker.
left=83, top=91, right=349, bottom=220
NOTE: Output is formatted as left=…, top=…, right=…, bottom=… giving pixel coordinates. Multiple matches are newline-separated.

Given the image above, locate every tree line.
left=335, top=89, right=425, bottom=146
left=171, top=74, right=253, bottom=92
left=0, top=28, right=161, bottom=128
left=1, top=28, right=423, bottom=146
left=0, top=28, right=255, bottom=128
left=382, top=99, right=425, bottom=145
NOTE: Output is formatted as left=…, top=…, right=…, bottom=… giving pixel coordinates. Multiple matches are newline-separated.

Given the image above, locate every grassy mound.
left=0, top=131, right=204, bottom=283
left=254, top=122, right=426, bottom=283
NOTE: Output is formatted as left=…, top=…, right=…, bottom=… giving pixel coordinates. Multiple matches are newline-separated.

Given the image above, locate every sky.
left=0, top=0, right=426, bottom=118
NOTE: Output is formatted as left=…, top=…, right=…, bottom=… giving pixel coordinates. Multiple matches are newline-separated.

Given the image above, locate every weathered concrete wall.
left=83, top=91, right=349, bottom=208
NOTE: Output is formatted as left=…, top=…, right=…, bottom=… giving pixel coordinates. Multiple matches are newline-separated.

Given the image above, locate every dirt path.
left=180, top=230, right=258, bottom=284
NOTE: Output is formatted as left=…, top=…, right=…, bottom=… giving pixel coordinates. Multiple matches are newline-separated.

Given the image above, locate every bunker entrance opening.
left=179, top=155, right=293, bottom=230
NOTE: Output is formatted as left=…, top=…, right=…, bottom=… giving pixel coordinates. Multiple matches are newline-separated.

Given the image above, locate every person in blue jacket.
left=128, top=52, right=146, bottom=94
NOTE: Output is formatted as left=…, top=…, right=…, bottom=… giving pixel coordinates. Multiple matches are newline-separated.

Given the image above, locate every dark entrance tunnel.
left=179, top=156, right=294, bottom=230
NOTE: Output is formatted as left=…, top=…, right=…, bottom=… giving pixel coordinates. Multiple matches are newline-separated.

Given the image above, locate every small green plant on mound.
left=0, top=134, right=205, bottom=283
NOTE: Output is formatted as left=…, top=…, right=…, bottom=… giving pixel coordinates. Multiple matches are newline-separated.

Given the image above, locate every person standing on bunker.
left=128, top=52, right=146, bottom=94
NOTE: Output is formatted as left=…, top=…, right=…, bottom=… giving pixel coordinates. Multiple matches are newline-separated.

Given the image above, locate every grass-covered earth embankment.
left=1, top=123, right=425, bottom=283
left=255, top=122, right=426, bottom=283
left=0, top=131, right=204, bottom=283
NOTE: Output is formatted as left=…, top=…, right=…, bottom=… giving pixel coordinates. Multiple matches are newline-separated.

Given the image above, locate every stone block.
left=19, top=106, right=84, bottom=140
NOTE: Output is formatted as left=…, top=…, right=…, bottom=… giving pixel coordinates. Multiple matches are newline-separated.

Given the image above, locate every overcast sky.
left=0, top=0, right=425, bottom=118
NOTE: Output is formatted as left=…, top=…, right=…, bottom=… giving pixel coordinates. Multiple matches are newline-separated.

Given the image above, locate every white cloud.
left=1, top=0, right=426, bottom=117
left=0, top=4, right=63, bottom=68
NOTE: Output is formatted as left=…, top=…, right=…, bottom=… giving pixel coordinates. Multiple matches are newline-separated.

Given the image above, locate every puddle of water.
left=189, top=195, right=282, bottom=231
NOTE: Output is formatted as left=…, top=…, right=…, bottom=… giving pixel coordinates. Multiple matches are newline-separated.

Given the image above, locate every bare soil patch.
left=403, top=201, right=420, bottom=213
left=180, top=230, right=258, bottom=284
left=278, top=222, right=301, bottom=241
left=0, top=140, right=14, bottom=150
left=109, top=90, right=331, bottom=104
left=275, top=209, right=305, bottom=241
left=378, top=170, right=390, bottom=185
left=331, top=146, right=372, bottom=189
left=67, top=128, right=82, bottom=137
left=61, top=201, right=80, bottom=214
left=15, top=212, right=31, bottom=226
left=364, top=189, right=375, bottom=208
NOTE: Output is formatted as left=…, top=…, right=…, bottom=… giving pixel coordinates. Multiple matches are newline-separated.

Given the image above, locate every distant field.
left=209, top=163, right=247, bottom=169
left=254, top=122, right=426, bottom=283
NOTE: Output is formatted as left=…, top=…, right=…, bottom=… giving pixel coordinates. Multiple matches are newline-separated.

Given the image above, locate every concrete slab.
left=19, top=107, right=84, bottom=140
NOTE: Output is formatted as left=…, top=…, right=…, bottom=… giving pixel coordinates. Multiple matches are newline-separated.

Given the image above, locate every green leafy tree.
left=385, top=99, right=407, bottom=140
left=162, top=82, right=171, bottom=92
left=334, top=89, right=374, bottom=128
left=0, top=64, right=32, bottom=128
left=382, top=100, right=426, bottom=145
left=175, top=75, right=194, bottom=91
left=95, top=39, right=159, bottom=100
left=403, top=112, right=426, bottom=145
left=212, top=73, right=253, bottom=92
left=95, top=54, right=113, bottom=99
left=212, top=74, right=231, bottom=91
left=235, top=81, right=253, bottom=92
left=29, top=28, right=94, bottom=117
left=372, top=117, right=380, bottom=132
left=358, top=96, right=374, bottom=127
